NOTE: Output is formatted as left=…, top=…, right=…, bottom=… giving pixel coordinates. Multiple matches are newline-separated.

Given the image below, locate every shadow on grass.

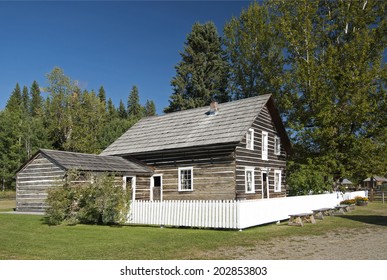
left=340, top=215, right=387, bottom=226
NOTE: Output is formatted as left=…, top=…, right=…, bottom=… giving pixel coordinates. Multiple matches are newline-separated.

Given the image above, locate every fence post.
left=383, top=192, right=385, bottom=204
left=236, top=200, right=242, bottom=231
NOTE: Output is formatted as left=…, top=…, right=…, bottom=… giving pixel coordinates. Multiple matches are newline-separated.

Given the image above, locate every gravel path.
left=212, top=225, right=387, bottom=260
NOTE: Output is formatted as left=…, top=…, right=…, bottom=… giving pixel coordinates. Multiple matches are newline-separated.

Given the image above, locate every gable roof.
left=363, top=176, right=387, bottom=182
left=17, top=149, right=153, bottom=174
left=101, top=94, right=291, bottom=156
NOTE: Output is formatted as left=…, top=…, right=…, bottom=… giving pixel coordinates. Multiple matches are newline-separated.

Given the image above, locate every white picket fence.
left=128, top=191, right=366, bottom=230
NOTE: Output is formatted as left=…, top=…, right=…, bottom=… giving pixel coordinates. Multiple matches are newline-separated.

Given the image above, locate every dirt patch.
left=207, top=225, right=387, bottom=260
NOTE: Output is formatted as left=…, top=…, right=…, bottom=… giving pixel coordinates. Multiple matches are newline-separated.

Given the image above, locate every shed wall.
left=16, top=154, right=65, bottom=212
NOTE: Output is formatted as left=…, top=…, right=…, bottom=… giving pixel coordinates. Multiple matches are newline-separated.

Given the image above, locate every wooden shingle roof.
left=19, top=149, right=153, bottom=174
left=101, top=94, right=291, bottom=156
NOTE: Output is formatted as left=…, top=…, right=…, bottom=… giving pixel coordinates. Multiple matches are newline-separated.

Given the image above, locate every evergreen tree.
left=21, top=86, right=30, bottom=114
left=6, top=83, right=22, bottom=112
left=224, top=1, right=284, bottom=101
left=107, top=97, right=116, bottom=119
left=30, top=80, right=43, bottom=117
left=98, top=86, right=106, bottom=104
left=144, top=99, right=156, bottom=117
left=164, top=22, right=229, bottom=113
left=127, top=85, right=142, bottom=120
left=118, top=99, right=127, bottom=119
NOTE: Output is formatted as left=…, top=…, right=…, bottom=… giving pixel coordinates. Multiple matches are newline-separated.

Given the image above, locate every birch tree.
left=270, top=0, right=386, bottom=182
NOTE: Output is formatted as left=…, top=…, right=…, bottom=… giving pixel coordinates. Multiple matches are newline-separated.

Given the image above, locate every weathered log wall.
left=235, top=106, right=287, bottom=200
left=16, top=154, right=65, bottom=212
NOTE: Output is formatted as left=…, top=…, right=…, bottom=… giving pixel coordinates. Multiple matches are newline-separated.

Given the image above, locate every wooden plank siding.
left=129, top=144, right=236, bottom=201
left=235, top=106, right=287, bottom=200
left=16, top=154, right=65, bottom=212
left=16, top=153, right=130, bottom=212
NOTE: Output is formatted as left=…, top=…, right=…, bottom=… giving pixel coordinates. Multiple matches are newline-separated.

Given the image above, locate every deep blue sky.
left=0, top=0, right=251, bottom=114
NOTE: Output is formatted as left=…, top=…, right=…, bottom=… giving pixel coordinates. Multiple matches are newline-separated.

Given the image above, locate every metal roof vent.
left=208, top=101, right=218, bottom=116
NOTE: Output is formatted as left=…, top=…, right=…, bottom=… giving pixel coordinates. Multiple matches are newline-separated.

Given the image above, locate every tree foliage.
left=224, top=1, right=284, bottom=101
left=269, top=0, right=386, bottom=183
left=0, top=67, right=155, bottom=189
left=164, top=22, right=229, bottom=113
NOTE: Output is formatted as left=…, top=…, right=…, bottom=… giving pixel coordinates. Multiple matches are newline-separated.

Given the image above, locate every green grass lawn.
left=0, top=202, right=386, bottom=260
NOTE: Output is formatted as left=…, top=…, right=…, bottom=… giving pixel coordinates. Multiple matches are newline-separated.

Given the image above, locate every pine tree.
left=164, top=22, right=229, bottom=113
left=6, top=83, right=22, bottom=112
left=144, top=99, right=156, bottom=117
left=21, top=86, right=30, bottom=114
left=127, top=85, right=142, bottom=120
left=118, top=99, right=127, bottom=119
left=98, top=86, right=106, bottom=104
left=107, top=98, right=116, bottom=119
left=30, top=81, right=43, bottom=117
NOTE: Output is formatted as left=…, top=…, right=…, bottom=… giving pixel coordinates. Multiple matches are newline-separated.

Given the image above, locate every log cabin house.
left=16, top=94, right=291, bottom=212
left=101, top=94, right=291, bottom=201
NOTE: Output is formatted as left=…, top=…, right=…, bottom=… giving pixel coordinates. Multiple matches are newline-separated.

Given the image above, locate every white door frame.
left=123, top=176, right=136, bottom=201
left=261, top=168, right=270, bottom=199
left=150, top=174, right=163, bottom=201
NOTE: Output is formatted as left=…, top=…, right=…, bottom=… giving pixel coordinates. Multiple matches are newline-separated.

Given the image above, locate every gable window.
left=178, top=167, right=193, bottom=191
left=246, top=128, right=254, bottom=150
left=274, top=136, right=281, bottom=155
left=245, top=167, right=255, bottom=193
left=262, top=131, right=268, bottom=160
left=274, top=170, right=282, bottom=192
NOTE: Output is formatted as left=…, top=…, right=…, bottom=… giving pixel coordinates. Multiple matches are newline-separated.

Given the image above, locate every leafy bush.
left=287, top=161, right=332, bottom=196
left=45, top=185, right=76, bottom=225
left=45, top=173, right=130, bottom=225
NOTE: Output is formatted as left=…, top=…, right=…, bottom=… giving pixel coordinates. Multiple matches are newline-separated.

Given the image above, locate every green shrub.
left=45, top=185, right=75, bottom=225
left=45, top=173, right=130, bottom=225
left=287, top=161, right=332, bottom=196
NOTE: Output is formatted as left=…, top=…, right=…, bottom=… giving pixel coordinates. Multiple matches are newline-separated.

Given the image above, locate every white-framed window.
left=246, top=128, right=254, bottom=150
left=178, top=167, right=193, bottom=191
left=262, top=131, right=268, bottom=160
left=274, top=170, right=282, bottom=193
left=245, top=167, right=255, bottom=193
left=274, top=136, right=281, bottom=155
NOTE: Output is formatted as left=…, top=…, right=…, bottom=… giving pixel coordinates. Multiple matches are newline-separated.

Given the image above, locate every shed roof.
left=18, top=149, right=153, bottom=174
left=101, top=94, right=291, bottom=156
left=363, top=176, right=387, bottom=182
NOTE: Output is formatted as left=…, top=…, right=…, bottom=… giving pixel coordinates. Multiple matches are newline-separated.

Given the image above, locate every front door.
left=151, top=174, right=163, bottom=201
